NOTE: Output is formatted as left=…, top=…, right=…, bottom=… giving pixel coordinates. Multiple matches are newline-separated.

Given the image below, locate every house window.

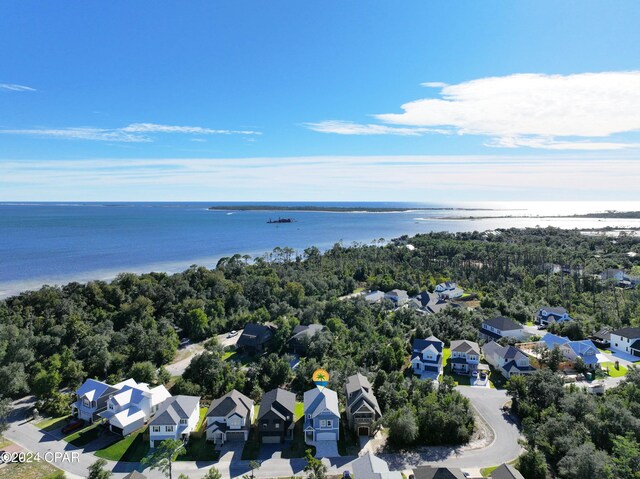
left=152, top=426, right=160, bottom=433
left=307, top=414, right=311, bottom=419
left=108, top=403, right=114, bottom=410
left=166, top=426, right=174, bottom=432
left=327, top=420, right=332, bottom=428
left=180, top=419, right=187, bottom=425
left=263, top=423, right=267, bottom=429
left=320, top=420, right=326, bottom=427
left=83, top=398, right=90, bottom=407
left=275, top=423, right=279, bottom=429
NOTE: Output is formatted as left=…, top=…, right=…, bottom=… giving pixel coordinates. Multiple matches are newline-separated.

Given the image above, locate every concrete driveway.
left=313, top=441, right=339, bottom=458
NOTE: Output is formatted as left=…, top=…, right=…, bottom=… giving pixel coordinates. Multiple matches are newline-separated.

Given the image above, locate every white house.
left=71, top=378, right=136, bottom=423
left=435, top=282, right=464, bottom=300
left=100, top=381, right=171, bottom=436
left=364, top=291, right=385, bottom=304
left=536, top=306, right=572, bottom=327
left=384, top=289, right=409, bottom=306
left=205, top=389, right=254, bottom=444
left=479, top=316, right=525, bottom=342
left=610, top=327, right=640, bottom=357
left=482, top=342, right=535, bottom=379
left=411, top=336, right=444, bottom=380
left=148, top=396, right=201, bottom=448
left=448, top=340, right=481, bottom=375
left=303, top=388, right=340, bottom=444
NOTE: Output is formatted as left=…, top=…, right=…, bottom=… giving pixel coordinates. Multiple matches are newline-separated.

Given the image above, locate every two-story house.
left=448, top=340, right=481, bottom=375
left=536, top=306, right=572, bottom=327
left=236, top=323, right=277, bottom=355
left=351, top=453, right=403, bottom=479
left=413, top=466, right=467, bottom=479
left=411, top=336, right=444, bottom=381
left=384, top=289, right=409, bottom=306
left=364, top=290, right=385, bottom=304
left=435, top=282, right=464, bottom=300
left=100, top=381, right=171, bottom=436
left=408, top=291, right=449, bottom=315
left=479, top=316, right=525, bottom=342
left=561, top=340, right=605, bottom=369
left=610, top=327, right=640, bottom=357
left=148, top=395, right=200, bottom=448
left=482, top=342, right=535, bottom=379
left=71, top=378, right=136, bottom=423
left=345, top=373, right=381, bottom=437
left=288, top=324, right=324, bottom=354
left=303, top=387, right=340, bottom=444
left=205, top=389, right=254, bottom=445
left=257, top=388, right=296, bottom=443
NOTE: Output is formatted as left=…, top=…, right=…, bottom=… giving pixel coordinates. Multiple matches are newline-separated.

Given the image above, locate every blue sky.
left=1, top=1, right=639, bottom=201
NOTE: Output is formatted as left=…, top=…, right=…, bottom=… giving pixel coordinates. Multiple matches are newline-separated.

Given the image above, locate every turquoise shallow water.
left=1, top=201, right=639, bottom=297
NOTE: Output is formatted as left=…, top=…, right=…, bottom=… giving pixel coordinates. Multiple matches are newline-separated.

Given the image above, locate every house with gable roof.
left=350, top=452, right=402, bottom=479
left=479, top=316, right=525, bottom=341
left=434, top=282, right=464, bottom=300
left=100, top=380, right=171, bottom=436
left=413, top=465, right=467, bottom=479
left=482, top=342, right=535, bottom=379
left=536, top=306, right=572, bottom=327
left=448, top=340, right=481, bottom=375
left=148, top=395, right=200, bottom=448
left=304, top=387, right=340, bottom=443
left=258, top=388, right=296, bottom=443
left=71, top=378, right=136, bottom=423
left=345, top=373, right=382, bottom=437
left=411, top=336, right=444, bottom=380
left=205, top=389, right=254, bottom=444
left=610, top=327, right=640, bottom=357
left=490, top=463, right=525, bottom=479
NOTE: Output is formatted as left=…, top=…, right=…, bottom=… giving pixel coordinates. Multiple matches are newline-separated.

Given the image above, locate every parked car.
left=227, top=330, right=238, bottom=338
left=61, top=419, right=85, bottom=434
left=179, top=338, right=191, bottom=347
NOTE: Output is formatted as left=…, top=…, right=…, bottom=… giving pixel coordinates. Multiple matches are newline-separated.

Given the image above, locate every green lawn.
left=0, top=458, right=64, bottom=479
left=488, top=366, right=508, bottom=389
left=64, top=423, right=103, bottom=447
left=0, top=437, right=12, bottom=448
left=222, top=350, right=237, bottom=361
left=178, top=435, right=219, bottom=462
left=480, top=465, right=499, bottom=477
left=252, top=404, right=260, bottom=424
left=442, top=347, right=471, bottom=386
left=95, top=429, right=149, bottom=462
left=603, top=362, right=628, bottom=377
left=294, top=401, right=304, bottom=421
left=35, top=415, right=72, bottom=432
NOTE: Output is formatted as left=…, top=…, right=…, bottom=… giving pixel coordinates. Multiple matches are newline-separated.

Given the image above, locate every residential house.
left=482, top=342, right=535, bottom=379
left=345, top=373, right=382, bottom=437
left=288, top=324, right=324, bottom=354
left=479, top=316, right=525, bottom=342
left=412, top=465, right=467, bottom=479
left=409, top=291, right=449, bottom=315
left=364, top=290, right=385, bottom=304
left=536, top=306, right=572, bottom=326
left=448, top=340, right=481, bottom=375
left=561, top=339, right=606, bottom=370
left=610, top=327, right=640, bottom=357
left=236, top=323, right=277, bottom=355
left=257, top=388, right=296, bottom=443
left=384, top=289, right=409, bottom=306
left=205, top=389, right=254, bottom=445
left=589, top=328, right=611, bottom=349
left=350, top=453, right=402, bottom=479
left=100, top=381, right=171, bottom=436
left=490, top=463, right=525, bottom=479
left=600, top=268, right=625, bottom=282
left=71, top=378, right=136, bottom=423
left=411, top=336, right=444, bottom=380
left=148, top=395, right=200, bottom=448
left=122, top=472, right=147, bottom=479
left=303, top=387, right=340, bottom=443
left=434, top=282, right=464, bottom=300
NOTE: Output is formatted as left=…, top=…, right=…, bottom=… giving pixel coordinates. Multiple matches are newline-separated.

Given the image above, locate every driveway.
left=313, top=441, right=339, bottom=458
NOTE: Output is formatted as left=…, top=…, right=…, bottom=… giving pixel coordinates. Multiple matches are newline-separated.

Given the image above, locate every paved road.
left=5, top=385, right=522, bottom=479
left=165, top=330, right=243, bottom=377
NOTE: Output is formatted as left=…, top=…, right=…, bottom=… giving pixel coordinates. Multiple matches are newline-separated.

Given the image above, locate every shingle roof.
left=76, top=379, right=114, bottom=402
left=289, top=324, right=324, bottom=343
left=149, top=395, right=200, bottom=427
left=123, top=472, right=147, bottom=479
left=304, top=388, right=339, bottom=418
left=345, top=373, right=381, bottom=417
left=490, top=463, right=525, bottom=479
left=413, top=466, right=467, bottom=479
left=345, top=373, right=372, bottom=396
left=351, top=453, right=402, bottom=479
left=612, top=327, right=640, bottom=339
left=258, top=388, right=295, bottom=420
left=206, top=389, right=253, bottom=419
left=450, top=339, right=480, bottom=355
left=237, top=323, right=274, bottom=347
left=483, top=316, right=523, bottom=331
left=539, top=333, right=570, bottom=348
left=591, top=328, right=611, bottom=341
left=538, top=306, right=568, bottom=315
left=630, top=339, right=640, bottom=350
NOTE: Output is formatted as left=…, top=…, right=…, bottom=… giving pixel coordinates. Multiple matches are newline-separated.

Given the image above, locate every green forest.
left=1, top=227, right=639, bottom=477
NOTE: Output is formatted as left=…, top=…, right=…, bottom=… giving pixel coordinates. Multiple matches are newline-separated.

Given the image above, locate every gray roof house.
left=148, top=395, right=200, bottom=448
left=480, top=316, right=525, bottom=341
left=448, top=340, right=481, bottom=376
left=490, top=463, right=525, bottom=479
left=411, top=336, right=444, bottom=381
left=206, top=389, right=254, bottom=444
left=303, top=387, right=340, bottom=446
left=409, top=291, right=449, bottom=315
left=385, top=289, right=409, bottom=306
left=536, top=306, right=571, bottom=326
left=364, top=290, right=386, bottom=303
left=345, top=373, right=382, bottom=437
left=413, top=465, right=467, bottom=479
left=236, top=323, right=277, bottom=354
left=351, top=452, right=402, bottom=479
left=288, top=324, right=324, bottom=353
left=258, top=388, right=296, bottom=443
left=123, top=472, right=147, bottom=479
left=483, top=342, right=535, bottom=379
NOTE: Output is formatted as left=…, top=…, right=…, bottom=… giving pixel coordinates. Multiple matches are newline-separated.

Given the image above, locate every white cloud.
left=309, top=72, right=640, bottom=150
left=304, top=120, right=449, bottom=136
left=421, top=82, right=448, bottom=88
left=0, top=123, right=260, bottom=142
left=0, top=83, right=35, bottom=92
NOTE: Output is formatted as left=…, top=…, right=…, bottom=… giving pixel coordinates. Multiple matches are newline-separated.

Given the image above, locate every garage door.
left=358, top=427, right=369, bottom=436
left=262, top=435, right=281, bottom=444
left=316, top=432, right=336, bottom=441
left=111, top=426, right=124, bottom=436
left=226, top=432, right=245, bottom=442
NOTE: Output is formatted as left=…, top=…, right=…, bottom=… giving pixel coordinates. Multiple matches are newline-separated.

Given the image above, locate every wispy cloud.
left=303, top=120, right=449, bottom=136
left=0, top=83, right=35, bottom=92
left=1, top=155, right=639, bottom=201
left=0, top=123, right=261, bottom=142
left=308, top=71, right=640, bottom=150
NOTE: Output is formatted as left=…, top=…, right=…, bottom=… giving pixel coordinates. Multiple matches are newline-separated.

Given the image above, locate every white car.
left=227, top=330, right=238, bottom=338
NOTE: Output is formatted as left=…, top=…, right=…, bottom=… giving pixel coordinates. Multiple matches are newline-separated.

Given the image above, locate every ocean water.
left=1, top=201, right=640, bottom=298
